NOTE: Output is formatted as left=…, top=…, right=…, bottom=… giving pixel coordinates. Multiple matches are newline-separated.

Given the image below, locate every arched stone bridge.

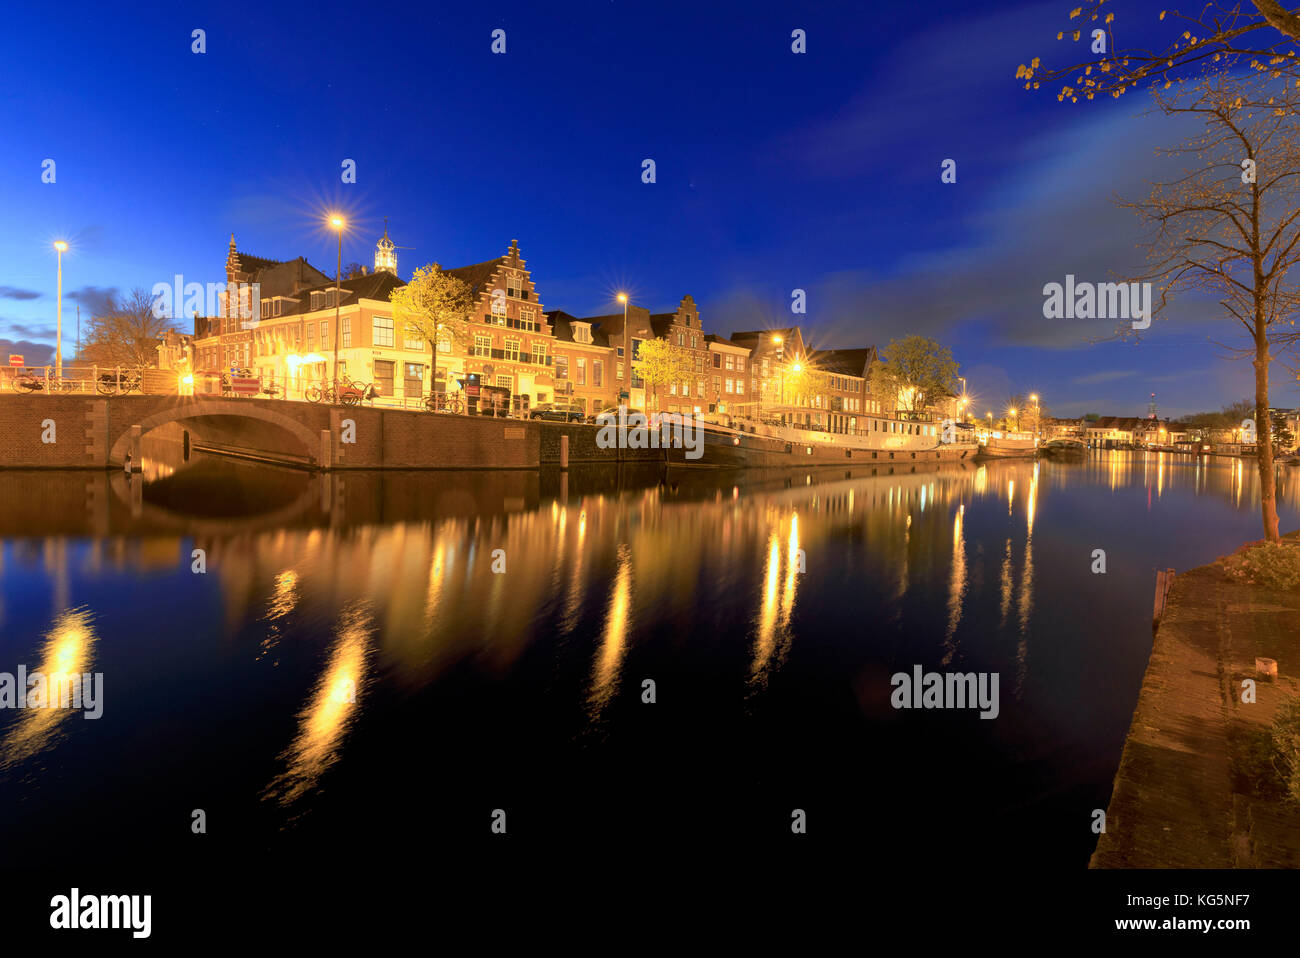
left=0, top=394, right=539, bottom=470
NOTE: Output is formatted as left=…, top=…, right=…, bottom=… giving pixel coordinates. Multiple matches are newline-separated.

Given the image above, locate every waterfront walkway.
left=1091, top=532, right=1300, bottom=868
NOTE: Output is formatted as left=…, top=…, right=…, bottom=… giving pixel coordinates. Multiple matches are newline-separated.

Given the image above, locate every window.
left=518, top=308, right=537, bottom=331
left=320, top=321, right=329, bottom=346
left=404, top=363, right=424, bottom=399
left=691, top=335, right=698, bottom=349
left=473, top=335, right=491, bottom=358
left=532, top=342, right=547, bottom=365
left=631, top=338, right=643, bottom=360
left=437, top=332, right=451, bottom=353
left=273, top=300, right=283, bottom=317
left=311, top=291, right=323, bottom=310
left=676, top=332, right=684, bottom=346
left=695, top=355, right=704, bottom=373
left=736, top=379, right=744, bottom=395
left=404, top=325, right=423, bottom=350
left=506, top=274, right=522, bottom=298
left=697, top=380, right=705, bottom=397
left=342, top=317, right=352, bottom=348
left=713, top=352, right=722, bottom=368
left=373, top=315, right=394, bottom=348
left=616, top=346, right=624, bottom=357
left=261, top=300, right=270, bottom=318
left=713, top=375, right=721, bottom=393
left=307, top=323, right=315, bottom=347
left=374, top=360, right=395, bottom=396
left=725, top=354, right=735, bottom=370
left=680, top=380, right=689, bottom=397
left=555, top=355, right=568, bottom=379
left=725, top=378, right=734, bottom=394
left=593, top=361, right=603, bottom=387
left=736, top=356, right=745, bottom=372
left=504, top=338, right=521, bottom=361
left=495, top=374, right=512, bottom=390
left=577, top=357, right=587, bottom=386
left=616, top=362, right=624, bottom=380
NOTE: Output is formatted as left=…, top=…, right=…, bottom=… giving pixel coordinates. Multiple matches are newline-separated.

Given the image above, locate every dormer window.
left=573, top=322, right=593, bottom=344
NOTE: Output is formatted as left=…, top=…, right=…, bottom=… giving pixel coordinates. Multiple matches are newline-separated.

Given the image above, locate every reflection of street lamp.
left=1008, top=406, right=1018, bottom=431
left=54, top=241, right=68, bottom=378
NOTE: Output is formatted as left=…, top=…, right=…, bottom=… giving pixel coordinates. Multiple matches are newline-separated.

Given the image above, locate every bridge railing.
left=0, top=365, right=180, bottom=396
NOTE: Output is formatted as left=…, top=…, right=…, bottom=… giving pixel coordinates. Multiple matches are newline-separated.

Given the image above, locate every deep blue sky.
left=3, top=0, right=1291, bottom=418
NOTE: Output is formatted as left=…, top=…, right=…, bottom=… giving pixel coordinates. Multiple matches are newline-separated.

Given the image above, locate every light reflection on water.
left=1, top=450, right=1298, bottom=863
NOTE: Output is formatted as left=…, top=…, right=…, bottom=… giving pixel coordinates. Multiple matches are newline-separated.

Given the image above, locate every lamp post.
left=1029, top=393, right=1039, bottom=437
left=54, top=241, right=68, bottom=379
left=617, top=293, right=629, bottom=408
left=330, top=216, right=344, bottom=395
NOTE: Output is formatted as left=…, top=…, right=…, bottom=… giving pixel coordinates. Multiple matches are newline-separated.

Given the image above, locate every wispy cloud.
left=65, top=285, right=118, bottom=316
left=0, top=286, right=41, bottom=301
left=1073, top=369, right=1136, bottom=385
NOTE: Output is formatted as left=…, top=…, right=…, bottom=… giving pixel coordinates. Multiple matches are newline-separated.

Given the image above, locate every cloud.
left=1072, top=369, right=1136, bottom=385
left=0, top=322, right=55, bottom=340
left=0, top=286, right=41, bottom=301
left=0, top=340, right=54, bottom=365
left=65, top=285, right=119, bottom=316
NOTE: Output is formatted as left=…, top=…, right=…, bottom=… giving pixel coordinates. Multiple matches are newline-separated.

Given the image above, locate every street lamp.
left=617, top=293, right=629, bottom=407
left=54, top=241, right=68, bottom=378
left=329, top=215, right=344, bottom=394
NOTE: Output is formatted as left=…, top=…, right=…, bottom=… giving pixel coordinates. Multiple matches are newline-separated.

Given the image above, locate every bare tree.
left=80, top=288, right=178, bottom=368
left=1018, top=2, right=1300, bottom=103
left=1123, top=72, right=1300, bottom=540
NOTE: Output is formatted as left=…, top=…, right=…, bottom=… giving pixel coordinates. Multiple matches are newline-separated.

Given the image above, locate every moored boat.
left=976, top=435, right=1037, bottom=460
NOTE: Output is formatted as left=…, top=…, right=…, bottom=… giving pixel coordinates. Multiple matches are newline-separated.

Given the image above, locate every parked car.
left=530, top=402, right=585, bottom=423
left=589, top=404, right=646, bottom=425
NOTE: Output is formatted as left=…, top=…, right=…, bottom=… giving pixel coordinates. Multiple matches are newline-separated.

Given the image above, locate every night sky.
left=2, top=0, right=1289, bottom=418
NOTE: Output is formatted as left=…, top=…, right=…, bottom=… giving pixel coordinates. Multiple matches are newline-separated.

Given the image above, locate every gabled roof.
left=545, top=310, right=611, bottom=348
left=809, top=347, right=875, bottom=377
left=276, top=271, right=406, bottom=317
left=443, top=258, right=504, bottom=299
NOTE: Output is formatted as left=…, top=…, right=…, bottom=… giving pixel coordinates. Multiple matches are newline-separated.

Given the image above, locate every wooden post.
left=320, top=429, right=333, bottom=471
left=1153, top=568, right=1175, bottom=628
left=128, top=424, right=142, bottom=473
left=560, top=434, right=569, bottom=471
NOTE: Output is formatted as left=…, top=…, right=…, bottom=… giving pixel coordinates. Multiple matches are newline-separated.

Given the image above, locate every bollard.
left=128, top=424, right=142, bottom=473
left=320, top=429, right=333, bottom=471
left=560, top=434, right=569, bottom=471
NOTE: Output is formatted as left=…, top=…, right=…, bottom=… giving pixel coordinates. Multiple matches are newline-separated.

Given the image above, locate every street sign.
left=8, top=355, right=22, bottom=367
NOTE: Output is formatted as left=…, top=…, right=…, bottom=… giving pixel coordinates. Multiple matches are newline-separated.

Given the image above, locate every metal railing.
left=0, top=365, right=174, bottom=396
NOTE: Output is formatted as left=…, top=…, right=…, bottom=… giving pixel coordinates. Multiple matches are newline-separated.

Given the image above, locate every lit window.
left=373, top=315, right=394, bottom=348
left=473, top=335, right=491, bottom=358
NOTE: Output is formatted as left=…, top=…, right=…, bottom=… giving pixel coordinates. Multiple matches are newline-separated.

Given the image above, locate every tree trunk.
left=431, top=338, right=439, bottom=408
left=1254, top=326, right=1280, bottom=541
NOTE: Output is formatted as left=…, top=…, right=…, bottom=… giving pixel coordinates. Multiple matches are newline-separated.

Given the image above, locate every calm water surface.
left=2, top=450, right=1297, bottom=873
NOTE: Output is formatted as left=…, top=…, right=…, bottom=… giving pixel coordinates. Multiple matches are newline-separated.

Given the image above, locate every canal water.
left=1, top=450, right=1297, bottom=882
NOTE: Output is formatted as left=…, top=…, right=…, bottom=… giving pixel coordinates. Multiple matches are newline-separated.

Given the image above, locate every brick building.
left=546, top=310, right=615, bottom=415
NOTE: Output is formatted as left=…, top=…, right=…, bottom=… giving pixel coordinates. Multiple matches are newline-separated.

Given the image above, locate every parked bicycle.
left=96, top=371, right=143, bottom=395
left=424, top=393, right=465, bottom=414
left=305, top=378, right=378, bottom=406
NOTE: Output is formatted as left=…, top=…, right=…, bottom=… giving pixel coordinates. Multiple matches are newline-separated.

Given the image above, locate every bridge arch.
left=108, top=398, right=323, bottom=469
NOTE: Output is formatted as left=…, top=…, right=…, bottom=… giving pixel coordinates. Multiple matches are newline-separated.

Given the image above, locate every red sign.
left=7, top=355, right=22, bottom=367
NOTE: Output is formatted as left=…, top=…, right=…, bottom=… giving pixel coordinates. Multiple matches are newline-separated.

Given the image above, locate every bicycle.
left=96, top=372, right=143, bottom=396
left=424, top=393, right=464, bottom=414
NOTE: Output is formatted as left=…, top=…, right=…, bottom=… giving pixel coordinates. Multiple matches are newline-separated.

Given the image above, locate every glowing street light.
left=54, top=241, right=68, bottom=378
left=328, top=214, right=345, bottom=392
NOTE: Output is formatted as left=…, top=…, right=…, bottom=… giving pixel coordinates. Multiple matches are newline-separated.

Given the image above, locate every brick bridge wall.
left=0, top=395, right=540, bottom=470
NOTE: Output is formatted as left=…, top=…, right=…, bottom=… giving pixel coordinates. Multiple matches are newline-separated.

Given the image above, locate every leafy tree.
left=80, top=287, right=178, bottom=368
left=870, top=335, right=959, bottom=415
left=1018, top=2, right=1300, bottom=105
left=342, top=262, right=367, bottom=280
left=635, top=338, right=693, bottom=411
left=388, top=264, right=471, bottom=400
left=1272, top=409, right=1297, bottom=453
